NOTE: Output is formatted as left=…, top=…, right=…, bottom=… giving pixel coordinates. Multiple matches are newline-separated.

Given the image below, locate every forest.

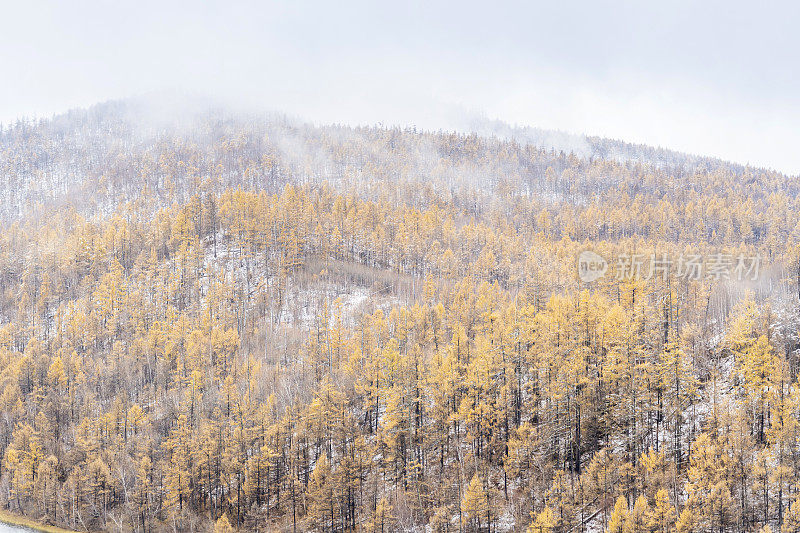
left=0, top=100, right=798, bottom=532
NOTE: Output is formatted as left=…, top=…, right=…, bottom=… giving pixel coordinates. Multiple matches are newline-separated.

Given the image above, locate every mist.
left=2, top=1, right=799, bottom=174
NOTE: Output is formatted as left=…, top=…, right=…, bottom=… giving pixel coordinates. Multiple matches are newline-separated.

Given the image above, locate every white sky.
left=2, top=0, right=799, bottom=174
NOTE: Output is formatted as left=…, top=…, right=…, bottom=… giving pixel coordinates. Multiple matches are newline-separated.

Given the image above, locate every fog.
left=2, top=0, right=799, bottom=174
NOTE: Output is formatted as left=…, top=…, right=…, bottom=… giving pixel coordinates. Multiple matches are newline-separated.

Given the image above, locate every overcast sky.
left=2, top=0, right=798, bottom=174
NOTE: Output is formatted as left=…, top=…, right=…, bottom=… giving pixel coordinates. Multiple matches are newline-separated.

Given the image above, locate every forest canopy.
left=0, top=100, right=798, bottom=532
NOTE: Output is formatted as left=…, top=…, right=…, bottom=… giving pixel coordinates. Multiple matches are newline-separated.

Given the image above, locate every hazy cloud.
left=1, top=0, right=798, bottom=174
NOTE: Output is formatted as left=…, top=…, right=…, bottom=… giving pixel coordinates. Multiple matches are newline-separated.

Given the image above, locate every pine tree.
left=461, top=474, right=489, bottom=532
left=782, top=495, right=800, bottom=533
left=623, top=495, right=649, bottom=533
left=215, top=513, right=235, bottom=533
left=607, top=497, right=628, bottom=533
left=648, top=489, right=676, bottom=533
left=528, top=507, right=556, bottom=533
left=307, top=453, right=335, bottom=532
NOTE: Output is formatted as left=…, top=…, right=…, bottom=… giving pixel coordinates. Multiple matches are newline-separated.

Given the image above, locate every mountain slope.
left=0, top=99, right=797, bottom=532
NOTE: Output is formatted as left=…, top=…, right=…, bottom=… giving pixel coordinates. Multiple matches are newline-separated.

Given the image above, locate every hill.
left=0, top=98, right=798, bottom=532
